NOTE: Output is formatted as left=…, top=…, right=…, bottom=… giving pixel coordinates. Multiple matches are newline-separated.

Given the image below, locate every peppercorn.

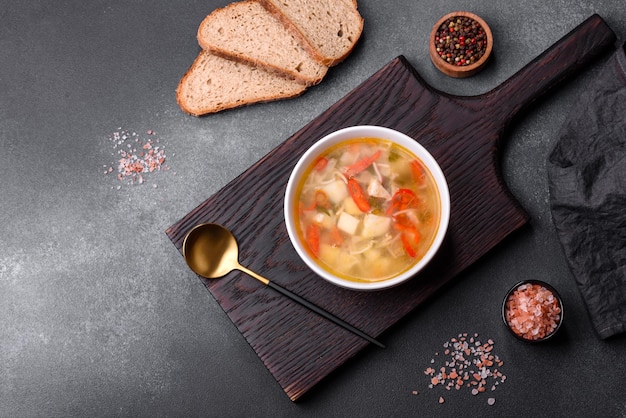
left=434, top=15, right=487, bottom=67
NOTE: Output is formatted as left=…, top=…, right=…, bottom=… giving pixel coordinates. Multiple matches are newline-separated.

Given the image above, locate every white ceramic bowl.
left=284, top=125, right=451, bottom=291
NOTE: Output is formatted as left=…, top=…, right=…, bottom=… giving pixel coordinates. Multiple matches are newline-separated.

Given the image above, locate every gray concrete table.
left=2, top=1, right=625, bottom=416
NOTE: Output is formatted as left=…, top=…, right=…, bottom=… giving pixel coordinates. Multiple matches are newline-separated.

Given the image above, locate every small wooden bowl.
left=429, top=11, right=493, bottom=78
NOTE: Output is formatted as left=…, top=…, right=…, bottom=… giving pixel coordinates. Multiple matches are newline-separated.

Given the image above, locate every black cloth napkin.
left=547, top=43, right=626, bottom=339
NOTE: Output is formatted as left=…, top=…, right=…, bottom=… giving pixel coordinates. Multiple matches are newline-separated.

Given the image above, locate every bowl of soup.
left=284, top=125, right=450, bottom=291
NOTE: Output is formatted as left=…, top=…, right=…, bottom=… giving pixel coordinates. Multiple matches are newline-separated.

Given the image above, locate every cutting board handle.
left=488, top=14, right=615, bottom=123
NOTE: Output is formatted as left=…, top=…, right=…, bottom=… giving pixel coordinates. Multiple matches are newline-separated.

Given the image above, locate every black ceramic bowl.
left=502, top=280, right=564, bottom=343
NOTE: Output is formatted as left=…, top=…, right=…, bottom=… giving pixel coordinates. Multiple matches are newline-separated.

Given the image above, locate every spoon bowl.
left=183, top=223, right=247, bottom=279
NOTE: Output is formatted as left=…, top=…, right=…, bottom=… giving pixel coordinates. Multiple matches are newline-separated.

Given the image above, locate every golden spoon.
left=182, top=223, right=384, bottom=348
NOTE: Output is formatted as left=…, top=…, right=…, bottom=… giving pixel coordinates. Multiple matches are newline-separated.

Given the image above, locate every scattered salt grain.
left=104, top=128, right=170, bottom=188
left=422, top=333, right=506, bottom=405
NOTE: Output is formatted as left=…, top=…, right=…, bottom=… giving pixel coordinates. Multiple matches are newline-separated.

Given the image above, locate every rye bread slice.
left=197, top=0, right=328, bottom=86
left=259, top=0, right=364, bottom=66
left=176, top=51, right=306, bottom=116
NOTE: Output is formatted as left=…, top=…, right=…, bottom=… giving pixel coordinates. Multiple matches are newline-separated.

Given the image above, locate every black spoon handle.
left=267, top=281, right=385, bottom=348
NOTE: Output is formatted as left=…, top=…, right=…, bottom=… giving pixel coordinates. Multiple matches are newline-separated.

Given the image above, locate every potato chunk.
left=337, top=212, right=360, bottom=235
left=361, top=214, right=391, bottom=238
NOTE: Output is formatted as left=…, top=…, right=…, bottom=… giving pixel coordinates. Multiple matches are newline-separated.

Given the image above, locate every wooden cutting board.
left=166, top=15, right=615, bottom=401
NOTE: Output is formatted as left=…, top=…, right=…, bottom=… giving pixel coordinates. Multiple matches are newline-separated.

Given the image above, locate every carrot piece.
left=314, top=190, right=330, bottom=208
left=394, top=218, right=420, bottom=253
left=302, top=190, right=330, bottom=212
left=392, top=213, right=419, bottom=232
left=314, top=157, right=328, bottom=172
left=306, top=224, right=320, bottom=257
left=330, top=226, right=344, bottom=246
left=347, top=178, right=370, bottom=212
left=388, top=190, right=421, bottom=257
left=344, top=150, right=381, bottom=177
left=386, top=189, right=419, bottom=215
left=401, top=233, right=417, bottom=258
left=410, top=160, right=425, bottom=184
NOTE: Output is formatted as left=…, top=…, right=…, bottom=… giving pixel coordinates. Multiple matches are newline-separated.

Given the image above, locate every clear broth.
left=294, top=138, right=441, bottom=282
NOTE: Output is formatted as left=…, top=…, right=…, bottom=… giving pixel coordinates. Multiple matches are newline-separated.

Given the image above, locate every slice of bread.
left=176, top=51, right=306, bottom=116
left=259, top=0, right=364, bottom=66
left=197, top=0, right=328, bottom=86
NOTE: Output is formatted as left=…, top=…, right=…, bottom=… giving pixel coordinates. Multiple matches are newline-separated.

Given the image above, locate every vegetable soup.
left=293, top=137, right=442, bottom=282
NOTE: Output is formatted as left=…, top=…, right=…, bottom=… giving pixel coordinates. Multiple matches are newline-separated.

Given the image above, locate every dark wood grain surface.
left=166, top=15, right=615, bottom=401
